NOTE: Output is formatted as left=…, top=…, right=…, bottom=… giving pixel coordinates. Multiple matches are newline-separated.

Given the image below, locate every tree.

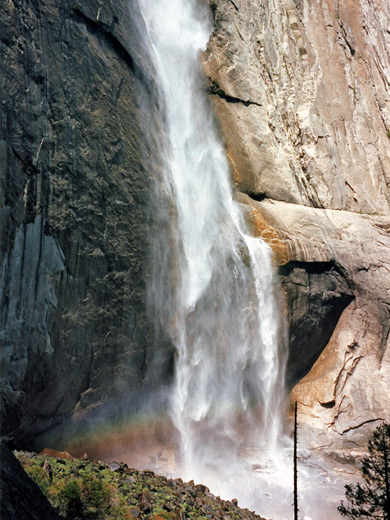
left=338, top=422, right=390, bottom=519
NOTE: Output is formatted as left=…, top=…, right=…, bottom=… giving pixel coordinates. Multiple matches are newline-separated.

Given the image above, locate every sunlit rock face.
left=0, top=0, right=168, bottom=446
left=256, top=200, right=390, bottom=447
left=205, top=0, right=390, bottom=211
left=205, top=0, right=390, bottom=447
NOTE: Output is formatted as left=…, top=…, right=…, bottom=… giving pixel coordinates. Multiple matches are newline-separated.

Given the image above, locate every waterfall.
left=139, top=0, right=289, bottom=515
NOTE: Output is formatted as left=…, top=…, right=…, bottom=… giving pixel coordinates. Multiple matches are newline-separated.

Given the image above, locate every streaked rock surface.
left=0, top=0, right=167, bottom=445
left=205, top=0, right=390, bottom=447
left=205, top=0, right=390, bottom=211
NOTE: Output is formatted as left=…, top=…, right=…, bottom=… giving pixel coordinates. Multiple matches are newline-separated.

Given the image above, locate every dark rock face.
left=279, top=261, right=354, bottom=388
left=0, top=441, right=59, bottom=520
left=0, top=0, right=164, bottom=446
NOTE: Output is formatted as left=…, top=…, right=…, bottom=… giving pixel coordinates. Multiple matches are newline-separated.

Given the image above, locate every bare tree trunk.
left=294, top=401, right=298, bottom=520
left=383, top=428, right=390, bottom=520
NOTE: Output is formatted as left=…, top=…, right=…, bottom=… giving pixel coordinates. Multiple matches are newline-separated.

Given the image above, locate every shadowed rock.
left=0, top=442, right=59, bottom=520
left=0, top=0, right=170, bottom=447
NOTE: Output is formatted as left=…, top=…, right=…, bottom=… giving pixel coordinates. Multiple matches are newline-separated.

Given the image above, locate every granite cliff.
left=1, top=0, right=389, bottom=453
left=204, top=0, right=390, bottom=448
left=0, top=0, right=170, bottom=447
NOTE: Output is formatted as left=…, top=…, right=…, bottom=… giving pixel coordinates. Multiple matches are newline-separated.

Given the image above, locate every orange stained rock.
left=247, top=206, right=290, bottom=266
left=40, top=448, right=75, bottom=459
left=227, top=149, right=241, bottom=185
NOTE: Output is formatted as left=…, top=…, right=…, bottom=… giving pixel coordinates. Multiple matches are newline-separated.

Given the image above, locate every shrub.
left=59, top=480, right=83, bottom=519
left=338, top=423, right=390, bottom=519
left=81, top=474, right=111, bottom=518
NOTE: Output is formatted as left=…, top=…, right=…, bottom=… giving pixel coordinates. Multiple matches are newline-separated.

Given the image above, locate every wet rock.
left=0, top=0, right=170, bottom=447
left=280, top=259, right=354, bottom=387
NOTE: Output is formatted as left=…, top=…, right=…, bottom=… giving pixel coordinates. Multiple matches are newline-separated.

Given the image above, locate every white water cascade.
left=139, top=0, right=292, bottom=517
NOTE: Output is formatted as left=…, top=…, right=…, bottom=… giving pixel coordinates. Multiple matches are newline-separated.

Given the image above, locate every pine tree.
left=338, top=423, right=390, bottom=519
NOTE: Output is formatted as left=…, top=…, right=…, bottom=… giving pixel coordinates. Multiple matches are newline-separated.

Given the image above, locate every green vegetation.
left=15, top=451, right=266, bottom=520
left=15, top=453, right=130, bottom=519
left=338, top=423, right=390, bottom=519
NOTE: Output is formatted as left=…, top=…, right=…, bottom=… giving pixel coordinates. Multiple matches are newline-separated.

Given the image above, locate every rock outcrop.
left=0, top=441, right=60, bottom=519
left=205, top=0, right=390, bottom=447
left=0, top=0, right=168, bottom=446
left=256, top=199, right=390, bottom=447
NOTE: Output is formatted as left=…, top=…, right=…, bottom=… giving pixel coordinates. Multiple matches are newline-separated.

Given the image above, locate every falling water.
left=139, top=0, right=290, bottom=516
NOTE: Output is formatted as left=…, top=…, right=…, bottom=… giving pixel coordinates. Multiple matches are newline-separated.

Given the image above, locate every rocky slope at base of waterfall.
left=9, top=449, right=267, bottom=520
